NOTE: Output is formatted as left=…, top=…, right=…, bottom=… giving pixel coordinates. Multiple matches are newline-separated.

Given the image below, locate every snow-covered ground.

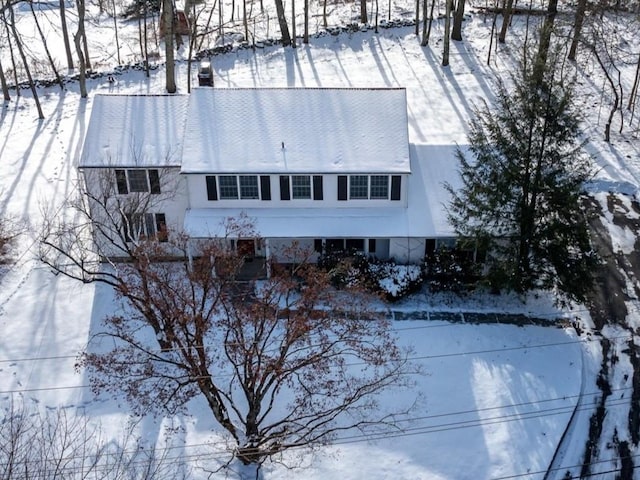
left=2, top=3, right=640, bottom=478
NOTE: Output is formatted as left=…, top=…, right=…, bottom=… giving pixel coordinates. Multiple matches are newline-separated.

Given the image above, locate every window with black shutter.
left=391, top=175, right=401, bottom=201
left=148, top=169, right=161, bottom=194
left=260, top=176, right=271, bottom=200
left=115, top=169, right=128, bottom=194
left=313, top=176, right=323, bottom=200
left=337, top=176, right=347, bottom=201
left=206, top=176, right=218, bottom=200
left=280, top=176, right=290, bottom=200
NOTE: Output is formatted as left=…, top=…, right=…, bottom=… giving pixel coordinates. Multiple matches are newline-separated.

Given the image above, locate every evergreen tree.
left=446, top=52, right=597, bottom=302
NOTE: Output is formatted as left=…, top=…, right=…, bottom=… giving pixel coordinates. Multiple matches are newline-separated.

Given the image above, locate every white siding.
left=81, top=167, right=188, bottom=257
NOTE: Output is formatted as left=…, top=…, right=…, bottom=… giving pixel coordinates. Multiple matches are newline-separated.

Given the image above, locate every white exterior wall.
left=185, top=173, right=409, bottom=209
left=81, top=167, right=188, bottom=257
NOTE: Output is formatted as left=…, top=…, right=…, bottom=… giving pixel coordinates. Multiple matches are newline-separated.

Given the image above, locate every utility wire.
left=0, top=330, right=630, bottom=367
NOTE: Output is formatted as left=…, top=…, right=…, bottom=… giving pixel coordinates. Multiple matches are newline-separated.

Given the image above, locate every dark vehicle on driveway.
left=198, top=61, right=213, bottom=87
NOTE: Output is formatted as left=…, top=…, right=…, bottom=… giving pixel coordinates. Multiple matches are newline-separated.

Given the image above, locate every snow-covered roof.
left=184, top=144, right=460, bottom=238
left=78, top=94, right=188, bottom=168
left=181, top=88, right=411, bottom=174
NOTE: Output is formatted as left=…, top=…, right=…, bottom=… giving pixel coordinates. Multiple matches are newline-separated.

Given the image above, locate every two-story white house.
left=78, top=87, right=459, bottom=265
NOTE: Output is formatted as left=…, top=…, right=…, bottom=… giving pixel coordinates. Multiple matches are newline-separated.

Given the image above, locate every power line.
left=0, top=386, right=633, bottom=469
left=0, top=329, right=630, bottom=367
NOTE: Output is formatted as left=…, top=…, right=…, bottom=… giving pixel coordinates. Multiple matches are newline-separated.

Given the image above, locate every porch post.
left=265, top=238, right=271, bottom=278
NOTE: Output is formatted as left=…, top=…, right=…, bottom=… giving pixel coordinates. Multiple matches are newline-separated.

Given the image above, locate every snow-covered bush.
left=318, top=250, right=424, bottom=301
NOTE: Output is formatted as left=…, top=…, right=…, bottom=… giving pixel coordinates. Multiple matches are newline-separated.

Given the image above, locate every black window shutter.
left=368, top=238, right=377, bottom=253
left=148, top=169, right=161, bottom=194
left=337, top=176, right=347, bottom=201
left=206, top=176, right=218, bottom=201
left=391, top=175, right=401, bottom=201
left=115, top=169, right=128, bottom=194
left=313, top=175, right=323, bottom=200
left=155, top=213, right=168, bottom=242
left=260, top=176, right=271, bottom=200
left=280, top=176, right=290, bottom=200
left=314, top=239, right=323, bottom=253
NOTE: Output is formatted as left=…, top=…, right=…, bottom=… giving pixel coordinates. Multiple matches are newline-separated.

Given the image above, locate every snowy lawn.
left=4, top=5, right=639, bottom=477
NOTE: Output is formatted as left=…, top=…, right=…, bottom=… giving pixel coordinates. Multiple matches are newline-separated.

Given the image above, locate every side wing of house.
left=77, top=94, right=190, bottom=259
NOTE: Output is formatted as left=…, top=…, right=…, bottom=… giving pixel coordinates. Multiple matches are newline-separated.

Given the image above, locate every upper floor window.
left=349, top=176, right=369, bottom=199
left=115, top=169, right=161, bottom=195
left=219, top=175, right=239, bottom=199
left=280, top=175, right=322, bottom=200
left=291, top=175, right=311, bottom=199
left=370, top=175, right=389, bottom=199
left=339, top=175, right=400, bottom=201
left=206, top=175, right=271, bottom=201
left=239, top=176, right=259, bottom=199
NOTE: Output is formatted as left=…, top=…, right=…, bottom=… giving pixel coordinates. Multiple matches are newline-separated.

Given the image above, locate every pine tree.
left=446, top=51, right=597, bottom=302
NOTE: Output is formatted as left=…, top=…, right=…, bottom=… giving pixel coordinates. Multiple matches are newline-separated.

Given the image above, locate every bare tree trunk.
left=443, top=0, right=451, bottom=66
left=424, top=0, right=436, bottom=45
left=593, top=47, right=619, bottom=142
left=0, top=57, right=10, bottom=101
left=144, top=1, right=150, bottom=77
left=243, top=0, right=249, bottom=43
left=112, top=0, right=121, bottom=64
left=274, top=0, right=291, bottom=46
left=535, top=0, right=557, bottom=80
left=420, top=0, right=429, bottom=46
left=2, top=4, right=20, bottom=96
left=292, top=0, right=296, bottom=47
left=82, top=19, right=92, bottom=71
left=498, top=0, right=513, bottom=43
left=487, top=0, right=498, bottom=65
left=303, top=0, right=309, bottom=43
left=360, top=0, right=367, bottom=23
left=163, top=0, right=177, bottom=92
left=75, top=0, right=88, bottom=98
left=451, top=0, right=466, bottom=41
left=628, top=53, right=640, bottom=112
left=374, top=0, right=378, bottom=32
left=567, top=0, right=586, bottom=61
left=59, top=0, right=74, bottom=69
left=415, top=0, right=420, bottom=35
left=323, top=0, right=327, bottom=27
left=30, top=2, right=63, bottom=89
left=8, top=0, right=44, bottom=117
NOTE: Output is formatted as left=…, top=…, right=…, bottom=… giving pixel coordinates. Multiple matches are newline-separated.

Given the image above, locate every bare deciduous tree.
left=451, top=0, right=466, bottom=41
left=498, top=0, right=514, bottom=43
left=39, top=173, right=416, bottom=468
left=443, top=0, right=452, bottom=66
left=0, top=399, right=191, bottom=479
left=75, top=0, right=88, bottom=98
left=568, top=0, right=587, bottom=61
left=162, top=0, right=177, bottom=92
left=274, top=0, right=291, bottom=46
left=0, top=57, right=9, bottom=101
left=6, top=0, right=44, bottom=117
